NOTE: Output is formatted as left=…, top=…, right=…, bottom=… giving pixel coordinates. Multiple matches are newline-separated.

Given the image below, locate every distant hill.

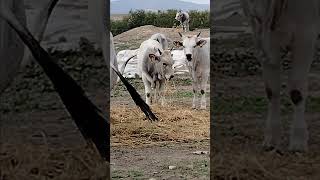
left=111, top=0, right=209, bottom=14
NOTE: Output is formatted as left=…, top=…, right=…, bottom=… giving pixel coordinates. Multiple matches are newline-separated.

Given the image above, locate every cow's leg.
left=192, top=79, right=199, bottom=109
left=142, top=75, right=152, bottom=105
left=153, top=81, right=158, bottom=104
left=200, top=74, right=208, bottom=110
left=182, top=22, right=186, bottom=32
left=159, top=80, right=166, bottom=106
left=262, top=44, right=282, bottom=150
left=288, top=31, right=316, bottom=152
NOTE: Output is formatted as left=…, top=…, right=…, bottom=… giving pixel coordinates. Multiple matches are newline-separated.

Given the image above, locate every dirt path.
left=111, top=142, right=209, bottom=180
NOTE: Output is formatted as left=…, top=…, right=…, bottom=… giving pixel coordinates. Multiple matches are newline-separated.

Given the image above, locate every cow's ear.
left=196, top=39, right=207, bottom=47
left=173, top=41, right=183, bottom=47
left=149, top=54, right=156, bottom=61
left=149, top=54, right=160, bottom=62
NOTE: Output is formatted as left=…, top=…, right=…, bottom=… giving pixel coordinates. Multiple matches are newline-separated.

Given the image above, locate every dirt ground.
left=113, top=25, right=209, bottom=51
left=111, top=142, right=209, bottom=180
left=110, top=26, right=210, bottom=179
left=211, top=29, right=320, bottom=179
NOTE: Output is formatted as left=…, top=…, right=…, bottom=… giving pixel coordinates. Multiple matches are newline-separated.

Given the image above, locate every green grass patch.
left=174, top=91, right=194, bottom=98
left=174, top=78, right=193, bottom=86
left=128, top=170, right=144, bottom=179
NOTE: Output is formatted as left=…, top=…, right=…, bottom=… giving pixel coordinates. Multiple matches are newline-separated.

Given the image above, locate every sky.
left=110, top=0, right=210, bottom=4
left=180, top=0, right=209, bottom=4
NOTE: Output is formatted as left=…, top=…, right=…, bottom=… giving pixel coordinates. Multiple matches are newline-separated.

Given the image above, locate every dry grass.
left=212, top=150, right=320, bottom=180
left=111, top=104, right=209, bottom=147
left=0, top=143, right=109, bottom=180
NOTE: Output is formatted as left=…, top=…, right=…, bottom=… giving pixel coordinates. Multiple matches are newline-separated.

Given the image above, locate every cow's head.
left=173, top=32, right=207, bottom=61
left=175, top=11, right=183, bottom=21
left=148, top=47, right=163, bottom=62
left=160, top=50, right=175, bottom=80
left=150, top=49, right=174, bottom=81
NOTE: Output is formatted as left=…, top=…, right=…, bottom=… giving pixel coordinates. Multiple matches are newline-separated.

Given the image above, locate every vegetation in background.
left=111, top=9, right=209, bottom=35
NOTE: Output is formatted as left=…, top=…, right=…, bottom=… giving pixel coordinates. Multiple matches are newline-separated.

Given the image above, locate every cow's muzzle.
left=186, top=54, right=192, bottom=61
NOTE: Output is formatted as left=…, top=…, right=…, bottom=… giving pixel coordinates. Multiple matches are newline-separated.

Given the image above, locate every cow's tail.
left=119, top=54, right=137, bottom=75
left=110, top=63, right=158, bottom=121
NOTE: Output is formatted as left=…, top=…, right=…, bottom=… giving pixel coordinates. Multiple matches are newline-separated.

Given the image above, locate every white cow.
left=240, top=0, right=320, bottom=152
left=173, top=32, right=210, bottom=109
left=137, top=39, right=174, bottom=105
left=109, top=33, right=119, bottom=88
left=88, top=1, right=158, bottom=120
left=175, top=11, right=190, bottom=32
left=88, top=1, right=119, bottom=89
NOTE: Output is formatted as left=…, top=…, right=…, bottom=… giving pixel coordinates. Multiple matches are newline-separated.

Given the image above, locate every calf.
left=240, top=0, right=320, bottom=152
left=136, top=39, right=174, bottom=106
left=175, top=11, right=190, bottom=32
left=109, top=32, right=119, bottom=88
left=174, top=32, right=210, bottom=109
left=88, top=0, right=118, bottom=89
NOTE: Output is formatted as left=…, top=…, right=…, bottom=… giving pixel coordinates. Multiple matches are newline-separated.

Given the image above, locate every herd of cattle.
left=109, top=9, right=211, bottom=109
left=111, top=30, right=210, bottom=109
left=1, top=0, right=320, bottom=167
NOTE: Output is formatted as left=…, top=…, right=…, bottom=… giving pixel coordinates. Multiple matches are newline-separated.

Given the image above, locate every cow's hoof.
left=262, top=136, right=280, bottom=151
left=289, top=128, right=308, bottom=152
left=262, top=144, right=283, bottom=155
left=289, top=141, right=308, bottom=152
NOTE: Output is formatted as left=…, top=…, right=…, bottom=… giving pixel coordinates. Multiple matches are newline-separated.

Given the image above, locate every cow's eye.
left=163, top=63, right=167, bottom=67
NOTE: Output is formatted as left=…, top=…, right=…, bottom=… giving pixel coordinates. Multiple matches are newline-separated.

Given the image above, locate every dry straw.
left=111, top=99, right=209, bottom=147
left=0, top=140, right=109, bottom=179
